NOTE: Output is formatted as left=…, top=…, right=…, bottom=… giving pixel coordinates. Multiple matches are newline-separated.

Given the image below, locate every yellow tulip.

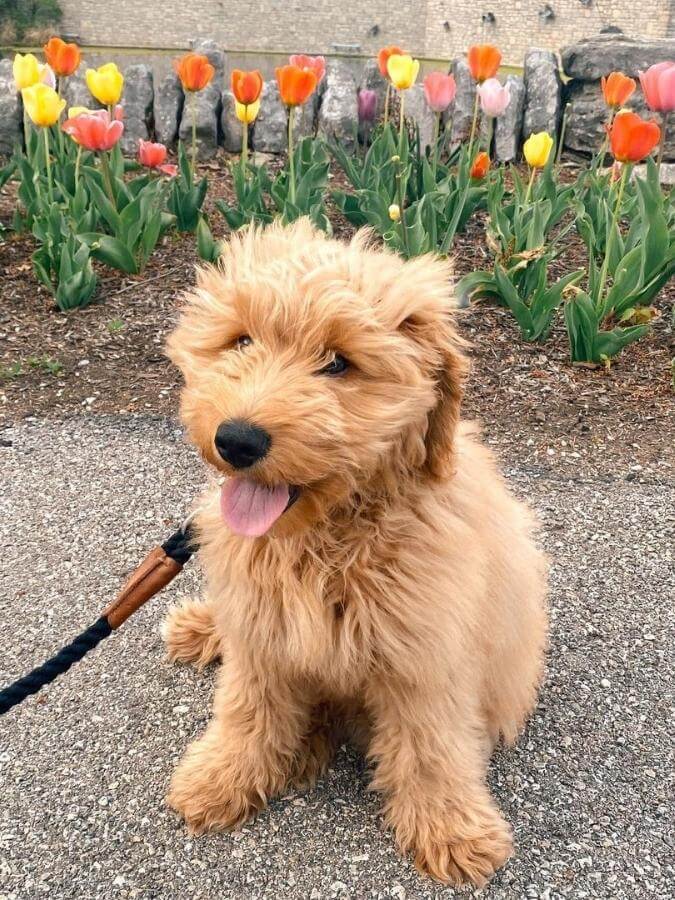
left=386, top=54, right=420, bottom=90
left=523, top=131, right=554, bottom=169
left=235, top=98, right=260, bottom=124
left=388, top=203, right=401, bottom=221
left=13, top=53, right=41, bottom=90
left=21, top=83, right=66, bottom=127
left=86, top=62, right=124, bottom=105
left=68, top=106, right=93, bottom=118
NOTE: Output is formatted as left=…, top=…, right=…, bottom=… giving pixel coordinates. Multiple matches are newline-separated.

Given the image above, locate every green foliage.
left=216, top=137, right=331, bottom=233
left=32, top=204, right=97, bottom=310
left=167, top=143, right=208, bottom=232
left=196, top=215, right=221, bottom=263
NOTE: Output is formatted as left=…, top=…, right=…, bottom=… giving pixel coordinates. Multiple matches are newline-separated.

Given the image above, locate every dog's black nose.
left=214, top=420, right=271, bottom=469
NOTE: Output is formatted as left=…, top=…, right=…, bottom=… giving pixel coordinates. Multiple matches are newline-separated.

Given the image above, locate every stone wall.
left=57, top=0, right=674, bottom=65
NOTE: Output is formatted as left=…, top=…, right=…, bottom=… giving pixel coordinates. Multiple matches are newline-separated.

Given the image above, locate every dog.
left=162, top=220, right=547, bottom=886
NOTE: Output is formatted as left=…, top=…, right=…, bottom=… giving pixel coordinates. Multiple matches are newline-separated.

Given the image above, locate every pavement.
left=0, top=416, right=673, bottom=900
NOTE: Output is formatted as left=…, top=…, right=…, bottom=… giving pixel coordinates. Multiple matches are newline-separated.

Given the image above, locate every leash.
left=0, top=518, right=197, bottom=716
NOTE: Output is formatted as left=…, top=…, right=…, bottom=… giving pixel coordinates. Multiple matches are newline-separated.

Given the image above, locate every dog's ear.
left=383, top=255, right=468, bottom=480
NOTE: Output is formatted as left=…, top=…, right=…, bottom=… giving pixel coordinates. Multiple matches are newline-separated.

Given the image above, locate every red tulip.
left=601, top=71, right=636, bottom=109
left=138, top=139, right=167, bottom=167
left=470, top=151, right=490, bottom=179
left=423, top=71, right=456, bottom=113
left=43, top=37, right=81, bottom=77
left=173, top=53, right=215, bottom=92
left=467, top=45, right=501, bottom=83
left=62, top=106, right=124, bottom=151
left=289, top=54, right=326, bottom=84
left=231, top=69, right=263, bottom=105
left=639, top=61, right=675, bottom=113
left=609, top=110, right=661, bottom=162
left=276, top=64, right=318, bottom=106
left=378, top=45, right=405, bottom=80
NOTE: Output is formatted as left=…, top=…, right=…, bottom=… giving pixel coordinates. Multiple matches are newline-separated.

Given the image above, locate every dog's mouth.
left=220, top=478, right=300, bottom=537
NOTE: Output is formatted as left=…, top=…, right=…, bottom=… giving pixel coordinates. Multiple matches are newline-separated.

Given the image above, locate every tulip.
left=523, top=131, right=554, bottom=169
left=477, top=77, right=510, bottom=118
left=639, top=61, right=675, bottom=113
left=639, top=61, right=675, bottom=173
left=289, top=54, right=326, bottom=84
left=138, top=139, right=177, bottom=176
left=22, top=83, right=66, bottom=127
left=423, top=71, right=456, bottom=113
left=378, top=45, right=405, bottom=127
left=608, top=110, right=660, bottom=163
left=358, top=89, right=378, bottom=123
left=235, top=99, right=260, bottom=124
left=387, top=54, right=419, bottom=91
left=276, top=64, right=318, bottom=106
left=68, top=105, right=93, bottom=118
left=22, top=83, right=66, bottom=202
left=467, top=45, right=502, bottom=83
left=173, top=53, right=215, bottom=92
left=39, top=65, right=57, bottom=90
left=388, top=203, right=401, bottom=221
left=601, top=71, right=636, bottom=109
left=276, top=65, right=319, bottom=205
left=86, top=62, right=124, bottom=106
left=43, top=37, right=81, bottom=78
left=470, top=151, right=490, bottom=180
left=231, top=69, right=263, bottom=105
left=13, top=53, right=41, bottom=90
left=62, top=105, right=124, bottom=151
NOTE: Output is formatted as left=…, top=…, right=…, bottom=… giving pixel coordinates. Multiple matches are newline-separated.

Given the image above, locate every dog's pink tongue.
left=220, top=479, right=290, bottom=537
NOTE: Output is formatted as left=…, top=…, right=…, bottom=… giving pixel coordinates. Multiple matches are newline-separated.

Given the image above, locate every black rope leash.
left=0, top=521, right=197, bottom=717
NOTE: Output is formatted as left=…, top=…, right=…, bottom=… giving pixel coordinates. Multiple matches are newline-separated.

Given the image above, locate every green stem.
left=288, top=105, right=296, bottom=204
left=524, top=166, right=537, bottom=204
left=22, top=110, right=31, bottom=161
left=43, top=128, right=54, bottom=204
left=383, top=83, right=390, bottom=128
left=657, top=112, right=669, bottom=180
left=432, top=111, right=440, bottom=179
left=100, top=150, right=116, bottom=206
left=468, top=88, right=480, bottom=160
left=398, top=91, right=405, bottom=156
left=242, top=119, right=248, bottom=171
left=555, top=103, right=568, bottom=169
left=75, top=145, right=82, bottom=188
left=395, top=156, right=410, bottom=258
left=190, top=92, right=197, bottom=183
left=486, top=115, right=494, bottom=156
left=597, top=163, right=629, bottom=313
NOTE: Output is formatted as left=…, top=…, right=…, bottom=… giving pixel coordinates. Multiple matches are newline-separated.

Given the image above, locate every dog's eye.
left=235, top=335, right=253, bottom=350
left=320, top=354, right=349, bottom=376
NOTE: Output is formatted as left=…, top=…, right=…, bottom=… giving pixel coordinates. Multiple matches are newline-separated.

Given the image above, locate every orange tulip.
left=601, top=71, right=636, bottom=109
left=276, top=64, right=317, bottom=106
left=43, top=37, right=81, bottom=77
left=173, top=53, right=215, bottom=92
left=467, top=45, right=501, bottom=83
left=609, top=110, right=661, bottom=163
left=231, top=69, right=263, bottom=105
left=378, top=45, right=405, bottom=80
left=470, top=151, right=490, bottom=179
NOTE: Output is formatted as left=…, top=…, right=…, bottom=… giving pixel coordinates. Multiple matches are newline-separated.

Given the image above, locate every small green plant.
left=32, top=205, right=98, bottom=310
left=106, top=318, right=125, bottom=333
left=0, top=361, right=23, bottom=381
left=26, top=355, right=63, bottom=375
left=167, top=143, right=208, bottom=233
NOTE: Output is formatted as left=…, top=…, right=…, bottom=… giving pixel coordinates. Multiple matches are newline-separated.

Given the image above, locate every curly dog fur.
left=163, top=220, right=548, bottom=886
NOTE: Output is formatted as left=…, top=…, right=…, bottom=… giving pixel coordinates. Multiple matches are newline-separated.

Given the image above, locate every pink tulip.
left=477, top=77, right=511, bottom=117
left=639, top=61, right=675, bottom=113
left=423, top=71, right=456, bottom=113
left=289, top=54, right=326, bottom=84
left=62, top=105, right=124, bottom=151
left=40, top=64, right=57, bottom=90
left=138, top=140, right=178, bottom=176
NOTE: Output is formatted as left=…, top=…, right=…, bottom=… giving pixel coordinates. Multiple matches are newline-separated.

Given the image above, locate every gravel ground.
left=0, top=417, right=673, bottom=900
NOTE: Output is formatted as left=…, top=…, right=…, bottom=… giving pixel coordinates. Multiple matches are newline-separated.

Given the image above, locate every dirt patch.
left=1, top=153, right=673, bottom=479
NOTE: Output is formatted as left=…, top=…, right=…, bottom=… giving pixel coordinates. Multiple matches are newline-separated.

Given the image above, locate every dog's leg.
left=167, top=650, right=310, bottom=833
left=162, top=598, right=221, bottom=669
left=366, top=676, right=513, bottom=887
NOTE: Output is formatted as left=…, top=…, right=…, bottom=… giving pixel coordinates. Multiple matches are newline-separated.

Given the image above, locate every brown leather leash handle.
left=0, top=521, right=197, bottom=716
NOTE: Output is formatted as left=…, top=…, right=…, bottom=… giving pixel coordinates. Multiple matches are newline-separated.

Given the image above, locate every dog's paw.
left=167, top=749, right=260, bottom=834
left=410, top=809, right=513, bottom=887
left=161, top=599, right=221, bottom=670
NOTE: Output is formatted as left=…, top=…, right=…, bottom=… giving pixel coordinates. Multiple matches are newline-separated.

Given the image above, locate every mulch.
left=1, top=152, right=673, bottom=479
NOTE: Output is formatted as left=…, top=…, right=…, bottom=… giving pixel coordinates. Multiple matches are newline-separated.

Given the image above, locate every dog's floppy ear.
left=383, top=254, right=468, bottom=480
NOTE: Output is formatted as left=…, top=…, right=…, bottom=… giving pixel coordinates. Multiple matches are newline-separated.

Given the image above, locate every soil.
left=1, top=153, right=674, bottom=480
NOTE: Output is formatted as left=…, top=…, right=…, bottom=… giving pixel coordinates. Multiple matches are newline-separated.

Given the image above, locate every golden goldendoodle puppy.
left=163, top=220, right=547, bottom=886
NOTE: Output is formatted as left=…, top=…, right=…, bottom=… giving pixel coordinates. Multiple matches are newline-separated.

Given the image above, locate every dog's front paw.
left=167, top=742, right=261, bottom=834
left=162, top=599, right=220, bottom=670
left=410, top=808, right=513, bottom=887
